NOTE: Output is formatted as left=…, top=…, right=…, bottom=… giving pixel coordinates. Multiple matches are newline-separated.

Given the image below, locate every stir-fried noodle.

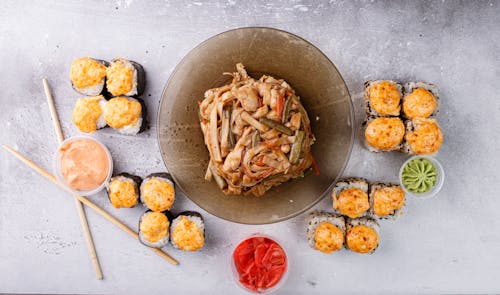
left=199, top=64, right=315, bottom=196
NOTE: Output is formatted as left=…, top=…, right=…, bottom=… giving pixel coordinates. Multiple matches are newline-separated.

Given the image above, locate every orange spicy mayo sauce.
left=60, top=138, right=110, bottom=191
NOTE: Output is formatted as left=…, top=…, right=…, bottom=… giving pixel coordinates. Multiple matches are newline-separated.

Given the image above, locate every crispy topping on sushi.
left=70, top=57, right=107, bottom=96
left=103, top=96, right=146, bottom=135
left=72, top=95, right=107, bottom=133
left=404, top=118, right=443, bottom=155
left=139, top=210, right=172, bottom=248
left=365, top=80, right=402, bottom=116
left=332, top=178, right=370, bottom=218
left=403, top=88, right=437, bottom=119
left=370, top=183, right=405, bottom=218
left=140, top=173, right=175, bottom=212
left=365, top=117, right=405, bottom=152
left=314, top=223, right=344, bottom=254
left=346, top=218, right=379, bottom=254
left=403, top=81, right=439, bottom=119
left=307, top=211, right=345, bottom=254
left=170, top=212, right=205, bottom=252
left=106, top=58, right=145, bottom=97
left=334, top=188, right=370, bottom=218
left=106, top=173, right=141, bottom=208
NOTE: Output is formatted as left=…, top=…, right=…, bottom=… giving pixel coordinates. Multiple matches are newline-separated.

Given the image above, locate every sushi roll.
left=72, top=95, right=107, bottom=133
left=364, top=116, right=405, bottom=152
left=103, top=96, right=147, bottom=135
left=402, top=82, right=439, bottom=119
left=345, top=217, right=380, bottom=254
left=402, top=118, right=443, bottom=155
left=138, top=210, right=173, bottom=248
left=332, top=178, right=370, bottom=219
left=170, top=211, right=205, bottom=252
left=369, top=183, right=405, bottom=219
left=364, top=80, right=402, bottom=117
left=70, top=57, right=107, bottom=96
left=140, top=173, right=175, bottom=212
left=306, top=211, right=345, bottom=254
left=106, top=58, right=145, bottom=97
left=106, top=173, right=142, bottom=209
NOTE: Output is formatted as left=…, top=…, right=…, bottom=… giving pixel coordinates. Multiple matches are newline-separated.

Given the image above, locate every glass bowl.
left=399, top=155, right=445, bottom=200
left=157, top=27, right=354, bottom=224
left=230, top=234, right=289, bottom=294
left=54, top=135, right=113, bottom=195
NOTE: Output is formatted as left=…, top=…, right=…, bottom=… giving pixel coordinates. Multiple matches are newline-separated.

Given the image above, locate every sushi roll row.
left=306, top=211, right=379, bottom=255
left=70, top=57, right=145, bottom=97
left=332, top=178, right=406, bottom=220
left=106, top=172, right=175, bottom=211
left=72, top=95, right=147, bottom=135
left=138, top=210, right=205, bottom=252
left=363, top=80, right=443, bottom=155
left=70, top=57, right=147, bottom=135
left=107, top=173, right=205, bottom=252
left=364, top=80, right=439, bottom=119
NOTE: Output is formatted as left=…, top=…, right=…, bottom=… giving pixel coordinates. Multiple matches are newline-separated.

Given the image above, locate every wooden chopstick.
left=42, top=79, right=103, bottom=279
left=2, top=144, right=179, bottom=265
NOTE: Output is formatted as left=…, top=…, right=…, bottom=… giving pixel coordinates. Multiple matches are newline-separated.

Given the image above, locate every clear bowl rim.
left=156, top=26, right=355, bottom=224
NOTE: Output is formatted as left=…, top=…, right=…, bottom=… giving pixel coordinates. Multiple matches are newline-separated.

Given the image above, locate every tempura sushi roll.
left=103, top=96, right=147, bottom=135
left=346, top=217, right=380, bottom=254
left=332, top=178, right=370, bottom=219
left=306, top=211, right=345, bottom=254
left=364, top=80, right=402, bottom=117
left=364, top=116, right=405, bottom=152
left=170, top=211, right=205, bottom=252
left=72, top=95, right=107, bottom=133
left=140, top=173, right=175, bottom=212
left=70, top=57, right=107, bottom=96
left=106, top=58, right=145, bottom=97
left=369, top=183, right=405, bottom=219
left=138, top=210, right=173, bottom=248
left=402, top=118, right=443, bottom=155
left=106, top=173, right=142, bottom=209
left=402, top=82, right=439, bottom=119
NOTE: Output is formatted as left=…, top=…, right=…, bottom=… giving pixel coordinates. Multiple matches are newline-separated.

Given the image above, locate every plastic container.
left=230, top=233, right=289, bottom=294
left=399, top=155, right=444, bottom=200
left=54, top=135, right=113, bottom=195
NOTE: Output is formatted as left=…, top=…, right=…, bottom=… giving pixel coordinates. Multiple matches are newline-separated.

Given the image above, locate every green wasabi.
left=401, top=158, right=437, bottom=193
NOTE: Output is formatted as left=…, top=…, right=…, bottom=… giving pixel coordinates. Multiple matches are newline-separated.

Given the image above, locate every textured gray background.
left=1, top=0, right=500, bottom=294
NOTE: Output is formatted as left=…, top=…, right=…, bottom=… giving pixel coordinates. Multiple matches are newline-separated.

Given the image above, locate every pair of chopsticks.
left=2, top=80, right=178, bottom=279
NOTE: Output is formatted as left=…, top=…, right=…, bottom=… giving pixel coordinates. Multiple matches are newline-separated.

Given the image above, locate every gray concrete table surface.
left=1, top=0, right=499, bottom=294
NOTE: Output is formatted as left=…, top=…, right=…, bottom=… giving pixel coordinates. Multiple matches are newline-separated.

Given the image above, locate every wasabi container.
left=399, top=156, right=444, bottom=199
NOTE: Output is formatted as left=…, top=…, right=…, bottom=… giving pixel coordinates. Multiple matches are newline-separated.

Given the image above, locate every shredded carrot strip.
left=276, top=94, right=285, bottom=119
left=311, top=155, right=320, bottom=175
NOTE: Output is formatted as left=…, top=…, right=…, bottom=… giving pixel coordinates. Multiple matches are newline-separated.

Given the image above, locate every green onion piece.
left=251, top=130, right=260, bottom=148
left=281, top=97, right=292, bottom=123
left=259, top=117, right=293, bottom=136
left=289, top=131, right=305, bottom=164
left=209, top=165, right=227, bottom=190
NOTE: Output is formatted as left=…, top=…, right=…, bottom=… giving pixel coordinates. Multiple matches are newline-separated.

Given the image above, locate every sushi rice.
left=332, top=177, right=371, bottom=219
left=364, top=80, right=403, bottom=117
left=170, top=211, right=205, bottom=252
left=306, top=211, right=345, bottom=252
left=72, top=95, right=107, bottom=133
left=103, top=96, right=147, bottom=135
left=369, top=182, right=405, bottom=220
left=138, top=210, right=172, bottom=248
left=403, top=81, right=440, bottom=119
left=345, top=217, right=380, bottom=254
